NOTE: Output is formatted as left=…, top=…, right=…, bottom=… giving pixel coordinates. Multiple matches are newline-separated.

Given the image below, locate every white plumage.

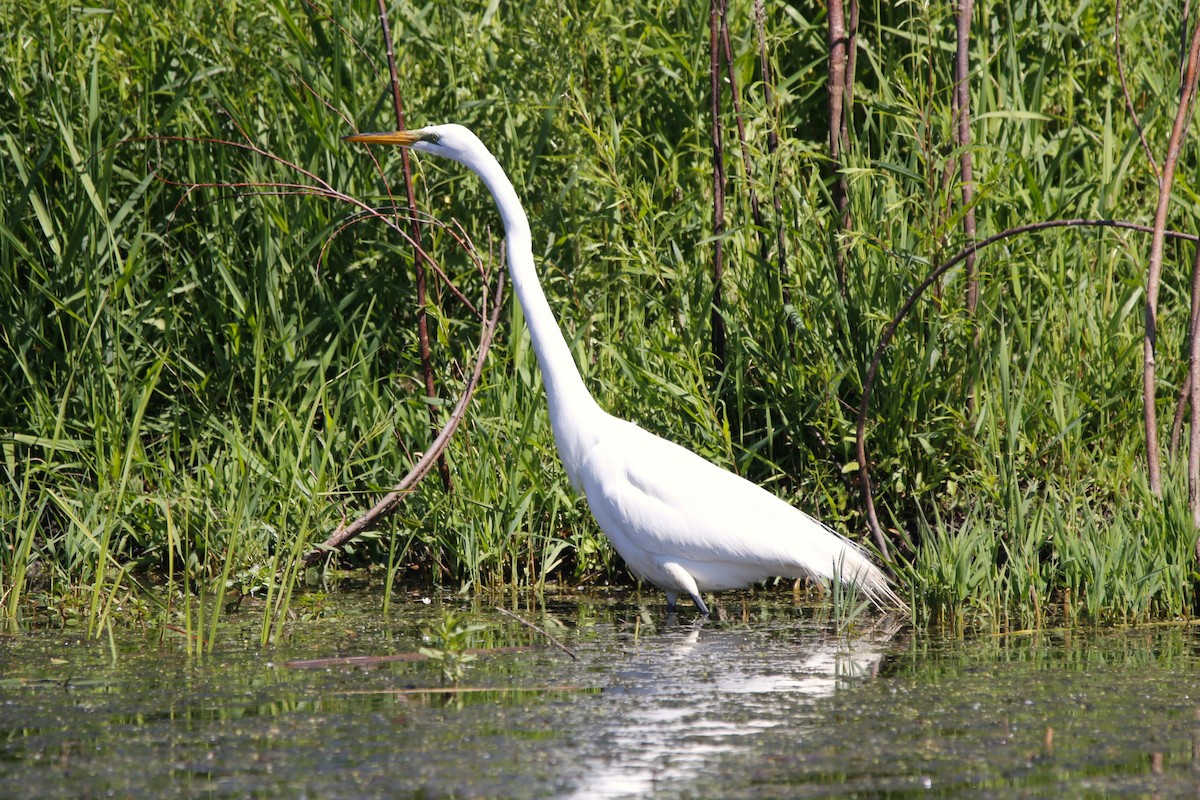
left=346, top=123, right=901, bottom=614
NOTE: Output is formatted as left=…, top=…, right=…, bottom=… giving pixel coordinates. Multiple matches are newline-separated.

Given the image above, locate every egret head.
left=344, top=123, right=484, bottom=167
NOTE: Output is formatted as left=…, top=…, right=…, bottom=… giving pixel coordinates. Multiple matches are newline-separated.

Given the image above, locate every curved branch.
left=143, top=123, right=504, bottom=568
left=856, top=218, right=1200, bottom=555
left=148, top=136, right=484, bottom=319
left=302, top=269, right=507, bottom=566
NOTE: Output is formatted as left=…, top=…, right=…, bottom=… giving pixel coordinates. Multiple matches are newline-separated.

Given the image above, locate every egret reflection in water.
left=565, top=617, right=904, bottom=799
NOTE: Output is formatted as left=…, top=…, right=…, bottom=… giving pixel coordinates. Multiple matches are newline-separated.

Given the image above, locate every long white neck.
left=465, top=149, right=602, bottom=486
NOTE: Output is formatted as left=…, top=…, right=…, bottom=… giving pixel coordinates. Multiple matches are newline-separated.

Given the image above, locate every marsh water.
left=3, top=590, right=1200, bottom=798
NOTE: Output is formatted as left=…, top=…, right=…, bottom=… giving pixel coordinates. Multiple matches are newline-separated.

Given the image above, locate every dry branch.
left=954, top=0, right=978, bottom=333
left=718, top=0, right=768, bottom=270
left=857, top=219, right=1200, bottom=554
left=494, top=607, right=578, bottom=660
left=375, top=0, right=451, bottom=491
left=709, top=0, right=728, bottom=370
left=1188, top=245, right=1200, bottom=533
left=1142, top=15, right=1200, bottom=496
left=1171, top=337, right=1197, bottom=459
left=754, top=0, right=790, bottom=286
left=1115, top=0, right=1160, bottom=177
left=302, top=270, right=507, bottom=566
left=826, top=0, right=855, bottom=292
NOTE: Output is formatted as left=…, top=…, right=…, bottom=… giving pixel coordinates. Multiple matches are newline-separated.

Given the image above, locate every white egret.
left=346, top=124, right=901, bottom=614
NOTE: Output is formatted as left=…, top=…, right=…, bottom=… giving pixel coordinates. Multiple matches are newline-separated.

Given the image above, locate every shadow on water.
left=3, top=590, right=1200, bottom=798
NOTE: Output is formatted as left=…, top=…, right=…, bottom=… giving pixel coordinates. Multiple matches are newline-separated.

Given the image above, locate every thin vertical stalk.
left=1144, top=14, right=1200, bottom=496
left=376, top=0, right=452, bottom=490
left=1173, top=240, right=1200, bottom=455
left=845, top=1, right=859, bottom=113
left=753, top=0, right=790, bottom=287
left=718, top=0, right=768, bottom=270
left=855, top=219, right=1200, bottom=559
left=954, top=0, right=977, bottom=319
left=1172, top=380, right=1191, bottom=458
left=954, top=0, right=979, bottom=412
left=1116, top=0, right=1160, bottom=177
left=709, top=0, right=727, bottom=370
left=826, top=0, right=855, bottom=292
left=1186, top=245, right=1200, bottom=535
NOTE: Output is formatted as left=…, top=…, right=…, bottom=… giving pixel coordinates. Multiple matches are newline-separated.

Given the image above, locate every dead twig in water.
left=285, top=645, right=535, bottom=670
left=495, top=606, right=578, bottom=660
left=334, top=685, right=598, bottom=696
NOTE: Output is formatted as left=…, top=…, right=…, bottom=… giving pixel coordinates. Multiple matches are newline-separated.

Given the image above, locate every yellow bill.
left=343, top=130, right=423, bottom=146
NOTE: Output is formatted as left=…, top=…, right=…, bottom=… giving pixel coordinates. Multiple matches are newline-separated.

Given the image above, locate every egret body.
left=346, top=124, right=900, bottom=614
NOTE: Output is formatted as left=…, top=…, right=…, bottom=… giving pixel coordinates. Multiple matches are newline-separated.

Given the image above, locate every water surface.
left=2, top=591, right=1199, bottom=798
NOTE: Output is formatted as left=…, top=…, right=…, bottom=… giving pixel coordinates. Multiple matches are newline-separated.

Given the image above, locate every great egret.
left=346, top=124, right=901, bottom=614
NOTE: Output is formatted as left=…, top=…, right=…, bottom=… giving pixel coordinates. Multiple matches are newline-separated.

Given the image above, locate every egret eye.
left=422, top=132, right=441, bottom=144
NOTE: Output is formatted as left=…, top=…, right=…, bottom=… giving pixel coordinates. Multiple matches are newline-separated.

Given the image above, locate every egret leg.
left=661, top=562, right=707, bottom=617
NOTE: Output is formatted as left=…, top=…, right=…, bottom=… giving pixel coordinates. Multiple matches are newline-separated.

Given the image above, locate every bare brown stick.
left=1171, top=355, right=1194, bottom=459
left=954, top=1, right=978, bottom=332
left=1172, top=245, right=1200, bottom=457
left=375, top=0, right=451, bottom=491
left=303, top=270, right=507, bottom=566
left=845, top=0, right=859, bottom=113
left=718, top=0, right=769, bottom=274
left=1143, top=15, right=1200, bottom=496
left=709, top=0, right=727, bottom=370
left=1186, top=245, right=1200, bottom=535
left=494, top=607, right=578, bottom=660
left=827, top=0, right=853, bottom=292
left=1116, top=0, right=1160, bottom=177
left=335, top=685, right=595, bottom=696
left=856, top=218, right=1200, bottom=554
left=753, top=0, right=790, bottom=289
left=285, top=645, right=535, bottom=670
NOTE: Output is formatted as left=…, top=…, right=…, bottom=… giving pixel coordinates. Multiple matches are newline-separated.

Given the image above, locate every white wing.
left=578, top=414, right=898, bottom=606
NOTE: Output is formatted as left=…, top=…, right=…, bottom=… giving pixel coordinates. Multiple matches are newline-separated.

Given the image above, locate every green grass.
left=3, top=0, right=1199, bottom=636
